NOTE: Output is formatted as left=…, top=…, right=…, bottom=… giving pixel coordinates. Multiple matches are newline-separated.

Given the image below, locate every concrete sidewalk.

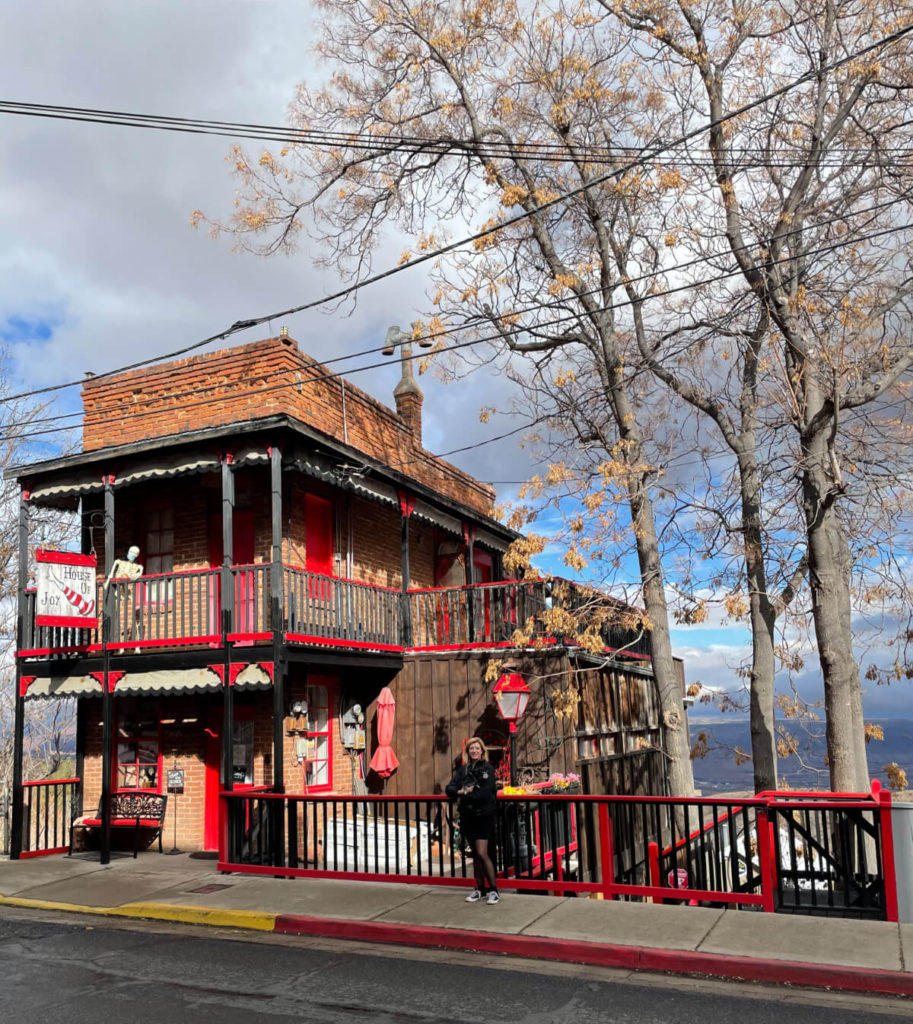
left=0, top=852, right=910, bottom=997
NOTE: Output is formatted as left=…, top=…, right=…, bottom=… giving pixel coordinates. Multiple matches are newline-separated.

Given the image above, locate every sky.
left=1, top=2, right=910, bottom=725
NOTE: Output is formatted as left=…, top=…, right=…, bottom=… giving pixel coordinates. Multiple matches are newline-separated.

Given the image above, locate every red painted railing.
left=218, top=786, right=898, bottom=918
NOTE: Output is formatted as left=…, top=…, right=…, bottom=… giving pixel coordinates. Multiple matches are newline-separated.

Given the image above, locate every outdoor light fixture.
left=493, top=662, right=531, bottom=787
left=493, top=666, right=531, bottom=729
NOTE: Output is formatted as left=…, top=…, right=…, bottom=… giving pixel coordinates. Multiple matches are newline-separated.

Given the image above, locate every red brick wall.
left=81, top=336, right=495, bottom=518
left=77, top=674, right=365, bottom=851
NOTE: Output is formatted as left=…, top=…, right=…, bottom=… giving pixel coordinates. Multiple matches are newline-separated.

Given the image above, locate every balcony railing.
left=20, top=570, right=651, bottom=658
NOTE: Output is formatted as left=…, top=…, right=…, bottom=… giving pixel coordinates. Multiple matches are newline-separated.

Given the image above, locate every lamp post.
left=493, top=663, right=531, bottom=787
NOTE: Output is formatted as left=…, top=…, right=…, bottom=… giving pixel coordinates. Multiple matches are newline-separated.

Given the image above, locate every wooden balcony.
left=19, top=569, right=651, bottom=660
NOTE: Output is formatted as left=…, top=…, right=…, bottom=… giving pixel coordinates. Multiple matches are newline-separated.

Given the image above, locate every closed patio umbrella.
left=369, top=687, right=399, bottom=778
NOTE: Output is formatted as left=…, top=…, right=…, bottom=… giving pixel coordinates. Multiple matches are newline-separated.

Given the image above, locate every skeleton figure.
left=105, top=545, right=143, bottom=588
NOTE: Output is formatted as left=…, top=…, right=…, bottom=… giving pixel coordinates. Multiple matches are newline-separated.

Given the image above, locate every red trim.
left=757, top=810, right=776, bottom=913
left=20, top=846, right=69, bottom=859
left=285, top=633, right=404, bottom=652
left=22, top=488, right=30, bottom=502
left=598, top=803, right=615, bottom=900
left=18, top=644, right=103, bottom=656
left=224, top=451, right=234, bottom=465
left=228, top=663, right=246, bottom=687
left=265, top=917, right=913, bottom=997
left=22, top=777, right=79, bottom=787
left=397, top=490, right=415, bottom=518
left=207, top=664, right=225, bottom=684
left=258, top=661, right=274, bottom=681
left=228, top=632, right=272, bottom=643
left=874, top=782, right=899, bottom=922
left=88, top=670, right=125, bottom=693
left=19, top=675, right=36, bottom=698
left=106, top=635, right=220, bottom=649
left=36, top=549, right=98, bottom=566
left=35, top=615, right=100, bottom=629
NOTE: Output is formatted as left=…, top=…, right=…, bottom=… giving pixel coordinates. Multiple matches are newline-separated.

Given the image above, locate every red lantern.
left=493, top=671, right=531, bottom=728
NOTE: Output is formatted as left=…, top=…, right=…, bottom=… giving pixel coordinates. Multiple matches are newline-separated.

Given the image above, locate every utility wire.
left=3, top=97, right=912, bottom=168
left=2, top=19, right=910, bottom=408
left=6, top=216, right=912, bottom=450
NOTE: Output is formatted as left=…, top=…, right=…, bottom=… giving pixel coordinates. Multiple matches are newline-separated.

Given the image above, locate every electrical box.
left=341, top=698, right=366, bottom=749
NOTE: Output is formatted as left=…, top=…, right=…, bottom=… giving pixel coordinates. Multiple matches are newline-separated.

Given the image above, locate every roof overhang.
left=9, top=414, right=517, bottom=546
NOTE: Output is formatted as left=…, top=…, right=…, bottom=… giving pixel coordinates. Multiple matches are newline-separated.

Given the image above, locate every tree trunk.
left=739, top=452, right=779, bottom=792
left=802, top=440, right=868, bottom=792
left=629, top=483, right=695, bottom=797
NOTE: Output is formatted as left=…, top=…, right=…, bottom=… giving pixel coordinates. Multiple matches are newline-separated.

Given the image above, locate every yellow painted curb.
left=0, top=894, right=276, bottom=932
left=117, top=902, right=278, bottom=931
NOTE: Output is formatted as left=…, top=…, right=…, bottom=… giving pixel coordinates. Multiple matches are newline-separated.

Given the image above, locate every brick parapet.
left=81, top=336, right=495, bottom=519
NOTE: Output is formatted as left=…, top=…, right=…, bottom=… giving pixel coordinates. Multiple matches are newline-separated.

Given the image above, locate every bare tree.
left=608, top=0, right=913, bottom=791
left=0, top=372, right=77, bottom=803
left=202, top=1, right=698, bottom=793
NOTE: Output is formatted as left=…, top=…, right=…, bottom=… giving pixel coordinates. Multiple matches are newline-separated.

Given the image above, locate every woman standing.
left=446, top=737, right=500, bottom=904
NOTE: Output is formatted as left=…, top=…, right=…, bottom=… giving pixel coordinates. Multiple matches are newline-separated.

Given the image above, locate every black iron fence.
left=17, top=778, right=79, bottom=858
left=219, top=789, right=897, bottom=919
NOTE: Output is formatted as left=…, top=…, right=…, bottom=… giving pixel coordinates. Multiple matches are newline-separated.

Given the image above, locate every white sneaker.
left=464, top=890, right=483, bottom=903
left=486, top=891, right=500, bottom=905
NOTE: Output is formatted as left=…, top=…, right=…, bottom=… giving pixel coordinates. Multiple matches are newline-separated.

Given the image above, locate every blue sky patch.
left=0, top=313, right=62, bottom=344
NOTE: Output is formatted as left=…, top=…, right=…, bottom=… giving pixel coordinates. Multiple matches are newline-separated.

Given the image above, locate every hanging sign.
left=35, top=550, right=99, bottom=628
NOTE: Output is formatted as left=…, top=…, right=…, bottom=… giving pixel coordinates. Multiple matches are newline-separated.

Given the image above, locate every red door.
left=209, top=511, right=256, bottom=637
left=203, top=706, right=255, bottom=851
left=305, top=494, right=334, bottom=607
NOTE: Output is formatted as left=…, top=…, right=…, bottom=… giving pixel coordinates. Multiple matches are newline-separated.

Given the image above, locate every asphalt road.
left=0, top=907, right=907, bottom=1023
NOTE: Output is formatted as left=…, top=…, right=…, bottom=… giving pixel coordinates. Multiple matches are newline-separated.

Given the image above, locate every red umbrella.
left=369, top=687, right=399, bottom=778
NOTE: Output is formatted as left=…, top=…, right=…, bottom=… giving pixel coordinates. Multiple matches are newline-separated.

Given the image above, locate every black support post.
left=399, top=492, right=413, bottom=646
left=270, top=445, right=286, bottom=867
left=100, top=474, right=115, bottom=865
left=10, top=487, right=30, bottom=859
left=221, top=453, right=235, bottom=794
left=270, top=445, right=285, bottom=795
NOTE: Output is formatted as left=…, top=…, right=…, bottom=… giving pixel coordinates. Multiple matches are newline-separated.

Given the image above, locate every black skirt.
left=459, top=811, right=494, bottom=843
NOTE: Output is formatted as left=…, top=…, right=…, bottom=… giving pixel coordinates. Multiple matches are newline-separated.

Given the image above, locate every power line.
left=3, top=20, right=911, bottom=408
left=6, top=215, right=912, bottom=451
left=3, top=97, right=911, bottom=169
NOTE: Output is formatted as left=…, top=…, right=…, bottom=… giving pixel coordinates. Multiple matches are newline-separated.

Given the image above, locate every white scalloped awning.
left=30, top=451, right=221, bottom=502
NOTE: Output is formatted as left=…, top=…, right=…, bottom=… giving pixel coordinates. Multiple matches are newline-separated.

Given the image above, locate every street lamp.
left=493, top=662, right=531, bottom=786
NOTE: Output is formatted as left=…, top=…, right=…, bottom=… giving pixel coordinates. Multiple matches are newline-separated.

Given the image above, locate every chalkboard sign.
left=167, top=769, right=185, bottom=793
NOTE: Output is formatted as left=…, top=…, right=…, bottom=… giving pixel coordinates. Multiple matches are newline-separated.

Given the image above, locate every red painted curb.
left=273, top=915, right=913, bottom=997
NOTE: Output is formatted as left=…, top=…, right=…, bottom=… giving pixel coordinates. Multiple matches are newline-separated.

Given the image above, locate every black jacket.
left=446, top=759, right=497, bottom=816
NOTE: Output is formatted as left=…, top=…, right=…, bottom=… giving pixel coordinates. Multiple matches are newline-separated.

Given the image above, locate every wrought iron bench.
left=68, top=790, right=168, bottom=858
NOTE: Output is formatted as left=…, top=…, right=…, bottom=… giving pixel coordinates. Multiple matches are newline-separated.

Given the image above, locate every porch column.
left=398, top=491, right=414, bottom=646
left=100, top=473, right=115, bottom=865
left=270, top=444, right=285, bottom=795
left=10, top=487, right=29, bottom=858
left=463, top=523, right=475, bottom=642
left=221, top=452, right=235, bottom=793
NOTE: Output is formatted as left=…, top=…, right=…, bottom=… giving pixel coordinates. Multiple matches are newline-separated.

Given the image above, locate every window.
left=304, top=681, right=333, bottom=790
left=116, top=711, right=160, bottom=790
left=144, top=505, right=174, bottom=576
left=232, top=720, right=254, bottom=785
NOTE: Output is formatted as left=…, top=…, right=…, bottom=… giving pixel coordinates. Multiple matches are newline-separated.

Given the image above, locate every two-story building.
left=8, top=331, right=669, bottom=857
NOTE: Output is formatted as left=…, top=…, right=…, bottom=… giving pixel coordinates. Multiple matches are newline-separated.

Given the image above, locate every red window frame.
left=303, top=676, right=335, bottom=792
left=114, top=709, right=162, bottom=792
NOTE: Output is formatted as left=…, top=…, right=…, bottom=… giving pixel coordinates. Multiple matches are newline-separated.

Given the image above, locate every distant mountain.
left=689, top=718, right=913, bottom=794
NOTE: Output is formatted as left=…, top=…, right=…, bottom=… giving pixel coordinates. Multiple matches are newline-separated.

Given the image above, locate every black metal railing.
left=22, top=571, right=650, bottom=658
left=19, top=778, right=80, bottom=857
left=220, top=791, right=772, bottom=906
left=286, top=568, right=402, bottom=647
left=410, top=580, right=547, bottom=647
left=766, top=797, right=887, bottom=918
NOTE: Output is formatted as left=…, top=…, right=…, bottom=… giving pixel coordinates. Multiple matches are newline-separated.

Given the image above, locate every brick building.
left=9, top=332, right=671, bottom=857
